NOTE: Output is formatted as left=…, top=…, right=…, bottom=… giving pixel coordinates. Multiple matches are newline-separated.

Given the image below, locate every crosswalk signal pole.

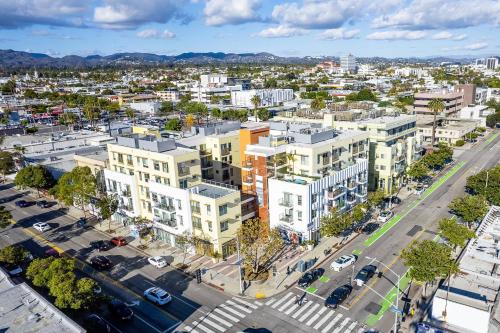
left=236, top=234, right=243, bottom=295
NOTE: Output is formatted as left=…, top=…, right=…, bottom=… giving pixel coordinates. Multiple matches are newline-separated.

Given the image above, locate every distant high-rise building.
left=340, top=53, right=356, bottom=73
left=475, top=58, right=485, bottom=66
left=486, top=57, right=499, bottom=70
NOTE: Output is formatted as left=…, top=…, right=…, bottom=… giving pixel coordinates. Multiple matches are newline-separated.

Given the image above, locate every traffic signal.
left=196, top=269, right=202, bottom=283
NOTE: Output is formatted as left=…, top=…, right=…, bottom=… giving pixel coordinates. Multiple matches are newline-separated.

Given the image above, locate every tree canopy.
left=0, top=206, right=12, bottom=229
left=438, top=217, right=476, bottom=249
left=320, top=207, right=353, bottom=237
left=466, top=165, right=500, bottom=205
left=406, top=161, right=430, bottom=181
left=14, top=165, right=55, bottom=195
left=0, top=151, right=14, bottom=180
left=165, top=118, right=182, bottom=131
left=51, top=166, right=96, bottom=213
left=0, top=245, right=29, bottom=265
left=448, top=195, right=489, bottom=225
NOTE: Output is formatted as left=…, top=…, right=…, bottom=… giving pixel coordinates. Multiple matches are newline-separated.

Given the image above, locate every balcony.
left=278, top=198, right=293, bottom=207
left=200, top=148, right=212, bottom=156
left=356, top=191, right=367, bottom=197
left=154, top=202, right=175, bottom=212
left=346, top=195, right=357, bottom=204
left=191, top=206, right=201, bottom=214
left=221, top=147, right=231, bottom=156
left=328, top=188, right=344, bottom=199
left=322, top=158, right=330, bottom=165
left=346, top=181, right=357, bottom=190
left=121, top=189, right=131, bottom=197
left=331, top=154, right=340, bottom=163
left=279, top=214, right=293, bottom=223
left=242, top=176, right=253, bottom=186
left=201, top=161, right=213, bottom=170
left=352, top=146, right=359, bottom=154
left=357, top=177, right=367, bottom=184
left=120, top=204, right=133, bottom=212
left=242, top=160, right=254, bottom=171
left=153, top=216, right=177, bottom=228
left=178, top=166, right=190, bottom=176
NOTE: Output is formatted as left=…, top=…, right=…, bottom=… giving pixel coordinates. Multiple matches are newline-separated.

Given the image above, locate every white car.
left=330, top=255, right=357, bottom=271
left=414, top=185, right=425, bottom=196
left=143, top=287, right=172, bottom=305
left=33, top=222, right=51, bottom=232
left=377, top=211, right=394, bottom=223
left=148, top=256, right=168, bottom=268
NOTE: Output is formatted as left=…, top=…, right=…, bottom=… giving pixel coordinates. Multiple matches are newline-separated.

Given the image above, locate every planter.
left=307, top=244, right=314, bottom=251
left=211, top=257, right=219, bottom=264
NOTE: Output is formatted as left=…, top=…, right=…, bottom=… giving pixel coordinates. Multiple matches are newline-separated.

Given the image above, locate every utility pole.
left=485, top=171, right=489, bottom=188
left=236, top=234, right=244, bottom=295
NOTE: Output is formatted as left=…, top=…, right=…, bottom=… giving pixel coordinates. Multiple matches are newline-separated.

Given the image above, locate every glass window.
left=142, top=158, right=149, bottom=168
left=297, top=195, right=302, bottom=206
left=162, top=162, right=169, bottom=173
left=154, top=161, right=160, bottom=171
left=297, top=211, right=302, bottom=221
left=192, top=216, right=202, bottom=229
left=219, top=204, right=228, bottom=216
left=220, top=220, right=229, bottom=232
left=208, top=221, right=213, bottom=232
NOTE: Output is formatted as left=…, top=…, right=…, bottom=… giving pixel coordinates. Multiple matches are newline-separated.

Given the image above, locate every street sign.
left=389, top=305, right=403, bottom=315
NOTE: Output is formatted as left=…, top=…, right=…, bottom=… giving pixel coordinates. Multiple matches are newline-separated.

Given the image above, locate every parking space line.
left=294, top=286, right=326, bottom=301
left=102, top=317, right=124, bottom=333
left=134, top=313, right=163, bottom=333
left=319, top=276, right=330, bottom=283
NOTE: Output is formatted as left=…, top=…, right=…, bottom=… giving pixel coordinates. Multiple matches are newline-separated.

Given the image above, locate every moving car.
left=330, top=254, right=357, bottom=271
left=148, top=256, right=168, bottom=268
left=362, top=223, right=379, bottom=235
left=297, top=268, right=325, bottom=288
left=36, top=200, right=51, bottom=208
left=377, top=211, right=393, bottom=223
left=143, top=287, right=172, bottom=305
left=415, top=185, right=425, bottom=196
left=33, top=222, right=51, bottom=232
left=76, top=217, right=87, bottom=228
left=354, top=265, right=378, bottom=287
left=325, top=284, right=353, bottom=309
left=90, top=240, right=112, bottom=252
left=110, top=236, right=127, bottom=247
left=90, top=256, right=113, bottom=270
left=108, top=299, right=134, bottom=320
left=84, top=314, right=111, bottom=333
left=15, top=200, right=30, bottom=208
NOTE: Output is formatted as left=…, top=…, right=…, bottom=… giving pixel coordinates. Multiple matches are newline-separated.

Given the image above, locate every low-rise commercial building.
left=231, top=89, right=294, bottom=108
left=417, top=117, right=479, bottom=145
left=414, top=91, right=463, bottom=116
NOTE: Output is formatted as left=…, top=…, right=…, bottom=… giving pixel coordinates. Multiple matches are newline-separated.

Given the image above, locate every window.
left=112, top=152, right=117, bottom=161
left=117, top=153, right=123, bottom=163
left=155, top=176, right=161, bottom=183
left=142, top=158, right=149, bottom=168
left=177, top=200, right=182, bottom=210
left=153, top=161, right=160, bottom=171
left=219, top=204, right=228, bottom=216
left=380, top=165, right=386, bottom=170
left=220, top=220, right=229, bottom=232
left=179, top=179, right=188, bottom=189
left=206, top=204, right=212, bottom=216
left=192, top=216, right=202, bottom=229
left=126, top=155, right=133, bottom=165
left=208, top=221, right=213, bottom=232
left=144, top=173, right=150, bottom=182
left=297, top=211, right=302, bottom=221
left=162, top=162, right=169, bottom=173
left=300, top=155, right=309, bottom=165
left=297, top=195, right=302, bottom=206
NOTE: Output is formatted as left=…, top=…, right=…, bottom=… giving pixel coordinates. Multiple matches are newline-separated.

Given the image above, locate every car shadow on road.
left=0, top=193, right=26, bottom=204
left=15, top=209, right=67, bottom=228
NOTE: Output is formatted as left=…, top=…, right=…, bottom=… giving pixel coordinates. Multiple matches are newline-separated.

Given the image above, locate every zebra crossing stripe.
left=291, top=301, right=312, bottom=319
left=270, top=292, right=294, bottom=309
left=201, top=317, right=226, bottom=332
left=219, top=304, right=245, bottom=318
left=357, top=327, right=366, bottom=333
left=226, top=300, right=252, bottom=314
left=333, top=317, right=351, bottom=333
left=232, top=297, right=258, bottom=309
left=322, top=313, right=343, bottom=333
left=313, top=310, right=334, bottom=330
left=265, top=298, right=275, bottom=306
left=192, top=321, right=215, bottom=333
left=344, top=321, right=358, bottom=333
left=306, top=306, right=327, bottom=326
left=278, top=296, right=297, bottom=312
left=183, top=326, right=199, bottom=333
left=207, top=313, right=233, bottom=327
left=214, top=308, right=240, bottom=322
left=299, top=303, right=320, bottom=322
left=254, top=301, right=264, bottom=306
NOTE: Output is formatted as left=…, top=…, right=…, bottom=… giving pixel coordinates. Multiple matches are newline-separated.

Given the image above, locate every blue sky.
left=0, top=0, right=499, bottom=58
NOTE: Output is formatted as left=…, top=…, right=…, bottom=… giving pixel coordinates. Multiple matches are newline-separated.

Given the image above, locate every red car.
left=110, top=237, right=127, bottom=247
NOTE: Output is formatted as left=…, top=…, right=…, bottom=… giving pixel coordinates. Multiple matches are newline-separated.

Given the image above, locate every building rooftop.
left=114, top=134, right=196, bottom=156
left=189, top=180, right=238, bottom=199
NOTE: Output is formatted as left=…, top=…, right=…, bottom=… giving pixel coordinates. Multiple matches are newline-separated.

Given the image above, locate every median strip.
left=485, top=132, right=499, bottom=145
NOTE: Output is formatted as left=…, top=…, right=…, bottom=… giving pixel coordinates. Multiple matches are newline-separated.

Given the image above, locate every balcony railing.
left=121, top=189, right=131, bottom=197
left=154, top=216, right=177, bottom=228
left=322, top=158, right=330, bottom=165
left=346, top=181, right=357, bottom=190
left=279, top=214, right=293, bottom=223
left=242, top=160, right=254, bottom=170
left=242, top=177, right=253, bottom=185
left=331, top=154, right=340, bottom=163
left=201, top=161, right=213, bottom=169
left=200, top=148, right=212, bottom=156
left=154, top=202, right=175, bottom=212
left=357, top=177, right=367, bottom=184
left=120, top=204, right=133, bottom=212
left=278, top=198, right=293, bottom=207
left=356, top=191, right=367, bottom=197
left=221, top=147, right=231, bottom=156
left=191, top=206, right=201, bottom=214
left=328, top=188, right=344, bottom=199
left=352, top=146, right=359, bottom=154
left=178, top=166, right=190, bottom=176
left=346, top=196, right=357, bottom=204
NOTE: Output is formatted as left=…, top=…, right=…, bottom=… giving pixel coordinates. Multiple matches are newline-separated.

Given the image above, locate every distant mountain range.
left=0, top=49, right=478, bottom=70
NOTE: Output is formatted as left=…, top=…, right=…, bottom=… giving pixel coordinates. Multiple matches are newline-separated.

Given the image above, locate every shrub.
left=455, top=139, right=465, bottom=147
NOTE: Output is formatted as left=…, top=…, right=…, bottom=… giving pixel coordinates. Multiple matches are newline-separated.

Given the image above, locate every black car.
left=325, top=285, right=353, bottom=309
left=390, top=196, right=401, bottom=205
left=362, top=223, right=379, bottom=235
left=76, top=217, right=88, bottom=228
left=15, top=200, right=30, bottom=207
left=108, top=299, right=134, bottom=320
left=90, top=256, right=113, bottom=270
left=36, top=200, right=51, bottom=208
left=298, top=268, right=325, bottom=288
left=354, top=265, right=378, bottom=287
left=90, top=240, right=112, bottom=251
left=85, top=314, right=111, bottom=333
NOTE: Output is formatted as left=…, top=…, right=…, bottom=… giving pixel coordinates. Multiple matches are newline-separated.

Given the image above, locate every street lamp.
left=366, top=256, right=401, bottom=333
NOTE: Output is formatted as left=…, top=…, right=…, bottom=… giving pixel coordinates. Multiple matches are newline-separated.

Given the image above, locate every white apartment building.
left=155, top=89, right=180, bottom=102
left=458, top=105, right=493, bottom=127
left=340, top=54, right=356, bottom=74
left=231, top=89, right=294, bottom=108
left=190, top=85, right=242, bottom=104
left=200, top=74, right=228, bottom=87
left=129, top=101, right=161, bottom=114
left=486, top=57, right=499, bottom=70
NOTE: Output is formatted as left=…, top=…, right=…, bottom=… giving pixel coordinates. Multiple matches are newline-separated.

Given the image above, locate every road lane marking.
left=226, top=300, right=252, bottom=314
left=219, top=304, right=245, bottom=318
left=207, top=313, right=232, bottom=327
left=333, top=317, right=350, bottom=333
left=264, top=298, right=275, bottom=306
left=191, top=321, right=215, bottom=333
left=299, top=303, right=319, bottom=322
left=133, top=313, right=163, bottom=333
left=294, top=286, right=326, bottom=301
left=313, top=310, right=335, bottom=330
left=200, top=317, right=225, bottom=332
left=231, top=297, right=258, bottom=309
left=278, top=295, right=297, bottom=312
left=291, top=300, right=312, bottom=319
left=344, top=321, right=358, bottom=333
left=322, top=313, right=343, bottom=333
left=306, top=306, right=327, bottom=326
left=284, top=302, right=299, bottom=315
left=270, top=292, right=293, bottom=309
left=253, top=301, right=263, bottom=306
left=214, top=308, right=239, bottom=322
left=182, top=326, right=199, bottom=333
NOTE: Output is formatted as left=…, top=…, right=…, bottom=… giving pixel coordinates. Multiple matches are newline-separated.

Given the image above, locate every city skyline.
left=0, top=0, right=499, bottom=58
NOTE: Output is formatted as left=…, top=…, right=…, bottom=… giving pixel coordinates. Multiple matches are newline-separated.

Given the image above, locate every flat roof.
left=190, top=182, right=237, bottom=199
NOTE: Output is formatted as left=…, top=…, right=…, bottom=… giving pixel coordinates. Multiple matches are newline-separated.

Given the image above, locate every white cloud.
left=451, top=34, right=467, bottom=41
left=320, top=28, right=360, bottom=40
left=372, top=0, right=500, bottom=30
left=366, top=30, right=427, bottom=40
left=256, top=25, right=307, bottom=38
left=431, top=31, right=467, bottom=41
left=136, top=29, right=176, bottom=39
left=204, top=0, right=261, bottom=26
left=464, top=42, right=488, bottom=50
left=94, top=0, right=189, bottom=29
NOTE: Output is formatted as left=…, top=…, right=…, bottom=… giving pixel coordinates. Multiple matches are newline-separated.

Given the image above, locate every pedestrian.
left=295, top=295, right=300, bottom=305
left=287, top=266, right=290, bottom=275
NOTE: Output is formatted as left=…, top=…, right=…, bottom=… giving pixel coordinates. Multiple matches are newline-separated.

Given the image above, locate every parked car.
left=5, top=264, right=23, bottom=276
left=390, top=196, right=401, bottom=205
left=36, top=200, right=51, bottom=208
left=33, top=222, right=51, bottom=232
left=90, top=256, right=113, bottom=270
left=15, top=200, right=30, bottom=208
left=330, top=255, right=357, bottom=271
left=325, top=284, right=353, bottom=308
left=76, top=217, right=88, bottom=228
left=90, top=240, right=112, bottom=252
left=44, top=248, right=60, bottom=258
left=297, top=268, right=325, bottom=288
left=84, top=314, right=111, bottom=333
left=354, top=265, right=378, bottom=287
left=415, top=185, right=425, bottom=196
left=148, top=256, right=168, bottom=268
left=362, top=223, right=379, bottom=235
left=377, top=211, right=393, bottom=223
left=110, top=236, right=127, bottom=247
left=143, top=287, right=172, bottom=305
left=108, top=299, right=134, bottom=320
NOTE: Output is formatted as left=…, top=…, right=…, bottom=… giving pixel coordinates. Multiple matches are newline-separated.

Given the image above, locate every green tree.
left=51, top=166, right=96, bottom=216
left=466, top=166, right=500, bottom=205
left=125, top=108, right=136, bottom=124
left=448, top=195, right=489, bottom=226
left=250, top=95, right=261, bottom=121
left=27, top=257, right=75, bottom=288
left=165, top=118, right=182, bottom=131
left=0, top=151, right=14, bottom=181
left=158, top=101, right=174, bottom=116
left=257, top=108, right=271, bottom=121
left=0, top=206, right=12, bottom=229
left=428, top=98, right=445, bottom=146
left=24, top=89, right=38, bottom=99
left=438, top=217, right=476, bottom=249
left=401, top=240, right=459, bottom=294
left=237, top=218, right=284, bottom=275
left=1, top=80, right=16, bottom=94
left=406, top=162, right=429, bottom=181
left=0, top=245, right=28, bottom=265
left=320, top=207, right=353, bottom=237
left=97, top=193, right=119, bottom=232
left=367, top=189, right=386, bottom=209
left=14, top=165, right=55, bottom=197
left=311, top=97, right=326, bottom=111
left=130, top=216, right=152, bottom=248
left=264, top=78, right=278, bottom=88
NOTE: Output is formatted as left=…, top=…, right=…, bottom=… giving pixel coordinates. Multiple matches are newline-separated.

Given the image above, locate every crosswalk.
left=264, top=292, right=367, bottom=333
left=179, top=297, right=261, bottom=333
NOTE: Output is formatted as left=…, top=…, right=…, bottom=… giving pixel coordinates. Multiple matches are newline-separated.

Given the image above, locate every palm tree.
left=286, top=152, right=296, bottom=179
left=250, top=95, right=261, bottom=122
left=311, top=97, right=325, bottom=111
left=125, top=108, right=136, bottom=125
left=428, top=98, right=445, bottom=146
